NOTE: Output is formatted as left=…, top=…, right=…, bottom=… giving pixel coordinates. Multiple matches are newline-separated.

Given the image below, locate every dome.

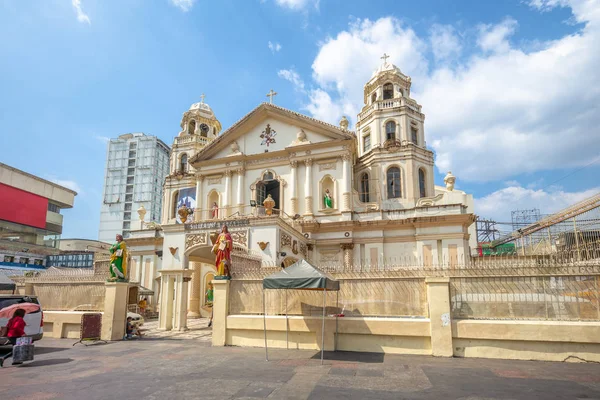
left=371, top=61, right=403, bottom=78
left=188, top=101, right=215, bottom=119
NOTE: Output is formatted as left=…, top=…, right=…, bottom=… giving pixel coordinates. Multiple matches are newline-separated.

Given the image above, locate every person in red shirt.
left=1, top=308, right=26, bottom=367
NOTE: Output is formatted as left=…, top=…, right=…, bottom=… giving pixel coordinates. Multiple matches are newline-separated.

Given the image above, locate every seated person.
left=125, top=317, right=143, bottom=339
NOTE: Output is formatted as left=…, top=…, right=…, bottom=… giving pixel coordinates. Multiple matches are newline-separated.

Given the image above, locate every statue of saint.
left=212, top=225, right=232, bottom=279
left=324, top=189, right=333, bottom=209
left=211, top=202, right=219, bottom=219
left=109, top=234, right=128, bottom=282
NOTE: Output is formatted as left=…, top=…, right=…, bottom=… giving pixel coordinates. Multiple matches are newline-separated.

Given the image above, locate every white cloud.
left=95, top=136, right=110, bottom=143
left=71, top=0, right=90, bottom=24
left=275, top=0, right=319, bottom=11
left=268, top=41, right=282, bottom=53
left=169, top=0, right=197, bottom=12
left=278, top=68, right=305, bottom=92
left=475, top=185, right=600, bottom=221
left=298, top=1, right=600, bottom=182
left=48, top=178, right=82, bottom=194
left=430, top=24, right=462, bottom=62
left=476, top=18, right=518, bottom=53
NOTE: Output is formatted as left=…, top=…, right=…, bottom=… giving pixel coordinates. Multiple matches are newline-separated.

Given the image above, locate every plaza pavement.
left=1, top=323, right=600, bottom=399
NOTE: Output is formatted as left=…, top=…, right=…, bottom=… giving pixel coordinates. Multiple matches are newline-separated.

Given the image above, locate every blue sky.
left=1, top=0, right=599, bottom=239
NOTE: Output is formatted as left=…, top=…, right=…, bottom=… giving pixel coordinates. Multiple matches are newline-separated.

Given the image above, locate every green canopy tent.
left=262, top=259, right=340, bottom=364
left=0, top=273, right=16, bottom=293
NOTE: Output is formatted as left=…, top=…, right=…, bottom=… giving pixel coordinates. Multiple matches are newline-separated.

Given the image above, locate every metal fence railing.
left=450, top=275, right=600, bottom=321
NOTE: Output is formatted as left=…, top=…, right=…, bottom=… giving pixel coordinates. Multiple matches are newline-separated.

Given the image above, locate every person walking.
left=0, top=308, right=26, bottom=367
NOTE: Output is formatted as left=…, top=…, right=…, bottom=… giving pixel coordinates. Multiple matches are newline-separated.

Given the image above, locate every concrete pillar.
left=211, top=279, right=230, bottom=346
left=173, top=271, right=191, bottom=331
left=290, top=160, right=298, bottom=215
left=426, top=277, right=453, bottom=357
left=101, top=282, right=129, bottom=341
left=188, top=262, right=202, bottom=318
left=341, top=154, right=352, bottom=212
left=223, top=170, right=232, bottom=217
left=236, top=168, right=244, bottom=214
left=304, top=159, right=313, bottom=216
left=24, top=282, right=34, bottom=295
left=194, top=175, right=204, bottom=222
left=158, top=273, right=175, bottom=331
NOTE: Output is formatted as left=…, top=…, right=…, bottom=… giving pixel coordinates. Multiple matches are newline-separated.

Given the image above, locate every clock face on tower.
left=200, top=123, right=210, bottom=135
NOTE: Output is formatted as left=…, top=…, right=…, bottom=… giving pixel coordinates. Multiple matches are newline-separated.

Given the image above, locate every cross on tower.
left=381, top=53, right=390, bottom=64
left=200, top=93, right=206, bottom=104
left=266, top=89, right=277, bottom=104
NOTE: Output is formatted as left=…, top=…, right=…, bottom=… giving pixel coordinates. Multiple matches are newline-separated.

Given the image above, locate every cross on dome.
left=381, top=53, right=390, bottom=64
left=266, top=89, right=277, bottom=104
left=200, top=93, right=206, bottom=104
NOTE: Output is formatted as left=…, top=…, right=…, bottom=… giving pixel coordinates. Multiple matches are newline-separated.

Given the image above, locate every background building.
left=98, top=133, right=170, bottom=242
left=0, top=163, right=77, bottom=271
left=45, top=238, right=111, bottom=269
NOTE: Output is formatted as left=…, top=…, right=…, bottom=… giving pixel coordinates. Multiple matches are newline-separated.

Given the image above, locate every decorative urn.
left=263, top=194, right=276, bottom=216
left=137, top=205, right=147, bottom=222
left=339, top=116, right=349, bottom=130
left=444, top=171, right=456, bottom=192
left=177, top=205, right=193, bottom=223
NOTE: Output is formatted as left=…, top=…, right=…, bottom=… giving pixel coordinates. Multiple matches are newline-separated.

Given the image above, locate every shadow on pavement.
left=33, top=346, right=73, bottom=355
left=311, top=350, right=385, bottom=363
left=20, top=358, right=74, bottom=367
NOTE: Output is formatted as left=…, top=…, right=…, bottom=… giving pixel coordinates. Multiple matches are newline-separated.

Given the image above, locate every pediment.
left=189, top=103, right=354, bottom=164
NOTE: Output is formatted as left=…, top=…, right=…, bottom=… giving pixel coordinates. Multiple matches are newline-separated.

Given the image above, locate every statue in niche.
left=291, top=129, right=311, bottom=146
left=212, top=225, right=232, bottom=280
left=211, top=202, right=219, bottom=219
left=230, top=141, right=242, bottom=155
left=108, top=234, right=128, bottom=282
left=324, top=189, right=333, bottom=209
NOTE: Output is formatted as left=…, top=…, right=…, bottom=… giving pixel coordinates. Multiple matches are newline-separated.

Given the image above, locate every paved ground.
left=2, top=335, right=600, bottom=399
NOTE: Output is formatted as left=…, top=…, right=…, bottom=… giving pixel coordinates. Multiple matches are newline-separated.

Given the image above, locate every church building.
left=126, top=58, right=476, bottom=331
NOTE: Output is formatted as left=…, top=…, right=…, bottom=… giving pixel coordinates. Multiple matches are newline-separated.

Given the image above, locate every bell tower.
left=170, top=95, right=222, bottom=175
left=354, top=55, right=435, bottom=206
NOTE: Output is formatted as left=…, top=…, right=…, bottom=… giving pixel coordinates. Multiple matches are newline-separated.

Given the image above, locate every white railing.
left=358, top=97, right=422, bottom=120
left=173, top=135, right=213, bottom=146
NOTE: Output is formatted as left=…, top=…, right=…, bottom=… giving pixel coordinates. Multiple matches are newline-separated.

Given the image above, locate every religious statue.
left=108, top=234, right=128, bottom=282
left=212, top=225, right=232, bottom=279
left=324, top=189, right=333, bottom=209
left=211, top=202, right=219, bottom=219
left=177, top=205, right=193, bottom=223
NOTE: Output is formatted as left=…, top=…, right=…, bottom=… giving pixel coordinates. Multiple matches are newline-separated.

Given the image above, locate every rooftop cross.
left=266, top=89, right=277, bottom=104
left=381, top=53, right=390, bottom=64
left=200, top=93, right=206, bottom=104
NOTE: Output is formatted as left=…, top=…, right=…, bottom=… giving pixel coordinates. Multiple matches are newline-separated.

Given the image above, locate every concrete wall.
left=217, top=277, right=600, bottom=363
left=43, top=311, right=92, bottom=339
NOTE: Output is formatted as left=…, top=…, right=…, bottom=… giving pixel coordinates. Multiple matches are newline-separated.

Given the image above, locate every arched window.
left=360, top=173, right=370, bottom=203
left=419, top=168, right=426, bottom=198
left=411, top=125, right=418, bottom=144
left=172, top=190, right=179, bottom=218
left=383, top=83, right=393, bottom=100
left=371, top=92, right=377, bottom=104
left=188, top=120, right=196, bottom=135
left=263, top=171, right=274, bottom=181
left=385, top=121, right=396, bottom=141
left=180, top=154, right=188, bottom=172
left=387, top=167, right=401, bottom=199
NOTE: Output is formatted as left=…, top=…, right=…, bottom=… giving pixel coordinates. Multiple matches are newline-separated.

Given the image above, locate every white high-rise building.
left=98, top=133, right=170, bottom=243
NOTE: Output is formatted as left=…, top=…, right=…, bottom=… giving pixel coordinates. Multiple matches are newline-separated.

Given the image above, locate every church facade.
left=126, top=60, right=476, bottom=331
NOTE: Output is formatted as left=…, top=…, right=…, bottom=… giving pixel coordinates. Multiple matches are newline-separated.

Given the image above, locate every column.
left=173, top=270, right=192, bottom=331
left=101, top=282, right=129, bottom=340
left=194, top=175, right=204, bottom=222
left=161, top=188, right=169, bottom=224
left=158, top=273, right=174, bottom=331
left=223, top=170, right=232, bottom=218
left=342, top=154, right=352, bottom=212
left=304, top=159, right=313, bottom=216
left=290, top=160, right=298, bottom=215
left=211, top=279, right=230, bottom=346
left=236, top=168, right=244, bottom=214
left=187, top=262, right=202, bottom=318
left=406, top=161, right=415, bottom=200
left=341, top=243, right=354, bottom=268
left=426, top=277, right=453, bottom=357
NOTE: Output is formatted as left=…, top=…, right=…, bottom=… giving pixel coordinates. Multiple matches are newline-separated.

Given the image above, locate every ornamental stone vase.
left=177, top=206, right=193, bottom=223
left=263, top=194, right=275, bottom=216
